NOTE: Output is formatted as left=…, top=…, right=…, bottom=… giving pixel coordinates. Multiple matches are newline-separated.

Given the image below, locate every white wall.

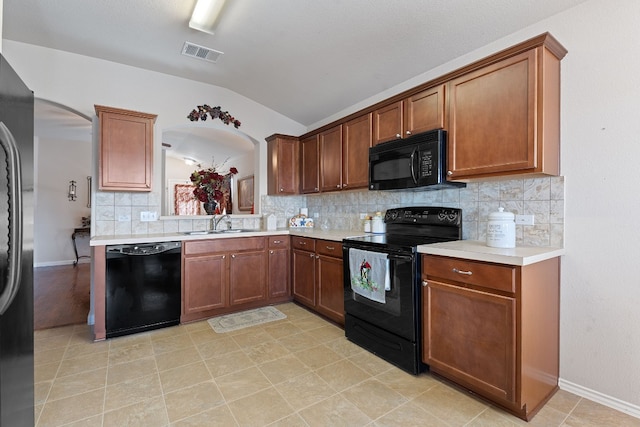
left=315, top=0, right=640, bottom=416
left=34, top=136, right=91, bottom=265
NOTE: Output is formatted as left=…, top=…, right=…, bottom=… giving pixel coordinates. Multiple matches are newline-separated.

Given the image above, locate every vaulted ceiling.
left=4, top=0, right=587, bottom=128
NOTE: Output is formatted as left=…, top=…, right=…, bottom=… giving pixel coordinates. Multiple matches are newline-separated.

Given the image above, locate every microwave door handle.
left=0, top=123, right=23, bottom=315
left=409, top=148, right=418, bottom=184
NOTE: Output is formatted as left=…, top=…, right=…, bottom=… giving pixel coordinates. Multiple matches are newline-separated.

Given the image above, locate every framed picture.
left=237, top=175, right=254, bottom=212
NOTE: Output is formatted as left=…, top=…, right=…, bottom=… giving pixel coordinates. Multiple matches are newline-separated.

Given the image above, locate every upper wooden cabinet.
left=300, top=134, right=319, bottom=194
left=266, top=134, right=299, bottom=195
left=372, top=85, right=446, bottom=146
left=373, top=101, right=403, bottom=145
left=319, top=125, right=343, bottom=192
left=446, top=38, right=565, bottom=180
left=405, top=85, right=446, bottom=136
left=95, top=105, right=156, bottom=191
left=342, top=113, right=372, bottom=189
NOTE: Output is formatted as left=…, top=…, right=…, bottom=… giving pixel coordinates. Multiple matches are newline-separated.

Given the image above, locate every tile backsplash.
left=95, top=176, right=564, bottom=247
left=262, top=176, right=565, bottom=247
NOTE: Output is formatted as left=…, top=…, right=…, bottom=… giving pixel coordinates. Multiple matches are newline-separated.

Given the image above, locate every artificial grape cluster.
left=187, top=104, right=241, bottom=128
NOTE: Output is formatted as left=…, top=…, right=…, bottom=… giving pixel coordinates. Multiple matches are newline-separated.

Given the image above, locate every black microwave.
left=369, top=129, right=465, bottom=191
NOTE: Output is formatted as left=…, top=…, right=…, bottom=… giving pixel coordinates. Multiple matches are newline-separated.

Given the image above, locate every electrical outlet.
left=140, top=211, right=158, bottom=222
left=515, top=214, right=535, bottom=226
left=117, top=214, right=131, bottom=222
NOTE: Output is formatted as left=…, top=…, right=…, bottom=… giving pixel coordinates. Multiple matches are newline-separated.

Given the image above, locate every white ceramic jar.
left=486, top=207, right=516, bottom=248
left=371, top=212, right=385, bottom=234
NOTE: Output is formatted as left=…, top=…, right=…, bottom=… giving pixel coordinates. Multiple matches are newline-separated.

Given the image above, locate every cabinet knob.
left=316, top=255, right=320, bottom=259
left=395, top=133, right=401, bottom=138
left=280, top=188, right=284, bottom=192
left=231, top=254, right=236, bottom=259
left=269, top=250, right=274, bottom=254
left=406, top=131, right=412, bottom=135
left=452, top=268, right=472, bottom=276
left=222, top=255, right=225, bottom=259
left=309, top=253, right=315, bottom=258
left=336, top=184, right=341, bottom=189
left=342, top=184, right=347, bottom=188
left=422, top=280, right=428, bottom=287
left=315, top=187, right=319, bottom=191
left=447, top=171, right=453, bottom=176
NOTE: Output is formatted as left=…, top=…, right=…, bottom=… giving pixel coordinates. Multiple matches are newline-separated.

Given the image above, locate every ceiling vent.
left=181, top=42, right=223, bottom=63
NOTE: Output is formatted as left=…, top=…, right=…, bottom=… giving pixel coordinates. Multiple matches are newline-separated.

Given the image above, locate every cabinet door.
left=342, top=113, right=372, bottom=190
left=316, top=253, right=344, bottom=325
left=404, top=85, right=445, bottom=135
left=229, top=251, right=267, bottom=306
left=423, top=280, right=516, bottom=403
left=292, top=249, right=316, bottom=307
left=268, top=248, right=290, bottom=298
left=267, top=134, right=299, bottom=195
left=300, top=134, right=319, bottom=193
left=319, top=125, right=343, bottom=192
left=447, top=50, right=537, bottom=179
left=373, top=101, right=403, bottom=146
left=183, top=254, right=228, bottom=315
left=96, top=105, right=156, bottom=191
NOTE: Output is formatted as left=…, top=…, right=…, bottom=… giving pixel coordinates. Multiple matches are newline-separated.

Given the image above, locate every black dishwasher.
left=106, top=241, right=181, bottom=338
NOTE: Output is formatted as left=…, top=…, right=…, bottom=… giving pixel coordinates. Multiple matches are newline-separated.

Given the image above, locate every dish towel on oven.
left=348, top=248, right=390, bottom=303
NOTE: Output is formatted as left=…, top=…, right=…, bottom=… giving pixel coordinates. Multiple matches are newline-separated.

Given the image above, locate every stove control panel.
left=384, top=207, right=461, bottom=225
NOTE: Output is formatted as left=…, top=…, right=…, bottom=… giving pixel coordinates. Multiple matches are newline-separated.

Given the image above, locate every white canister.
left=266, top=214, right=277, bottom=230
left=371, top=212, right=385, bottom=234
left=486, top=207, right=516, bottom=248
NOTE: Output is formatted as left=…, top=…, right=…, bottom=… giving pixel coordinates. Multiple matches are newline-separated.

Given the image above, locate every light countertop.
left=417, top=240, right=564, bottom=266
left=90, top=228, right=367, bottom=246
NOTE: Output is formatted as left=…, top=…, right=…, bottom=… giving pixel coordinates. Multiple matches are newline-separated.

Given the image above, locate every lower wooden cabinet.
left=421, top=254, right=560, bottom=421
left=292, top=236, right=344, bottom=325
left=268, top=236, right=291, bottom=299
left=181, top=235, right=290, bottom=323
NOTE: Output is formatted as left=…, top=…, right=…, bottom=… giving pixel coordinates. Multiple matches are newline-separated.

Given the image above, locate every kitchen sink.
left=182, top=229, right=258, bottom=235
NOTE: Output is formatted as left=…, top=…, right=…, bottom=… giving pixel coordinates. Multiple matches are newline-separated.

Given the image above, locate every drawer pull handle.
left=300, top=241, right=306, bottom=245
left=273, top=240, right=282, bottom=244
left=452, top=268, right=472, bottom=275
left=326, top=246, right=335, bottom=250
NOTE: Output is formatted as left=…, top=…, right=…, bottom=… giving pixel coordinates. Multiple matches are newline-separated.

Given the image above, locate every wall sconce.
left=68, top=180, right=77, bottom=201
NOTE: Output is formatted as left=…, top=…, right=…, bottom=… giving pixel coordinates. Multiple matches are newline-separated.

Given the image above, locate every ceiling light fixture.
left=183, top=157, right=199, bottom=166
left=189, top=0, right=226, bottom=35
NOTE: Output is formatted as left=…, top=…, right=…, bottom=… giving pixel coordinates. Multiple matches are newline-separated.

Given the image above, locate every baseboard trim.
left=34, top=260, right=90, bottom=268
left=559, top=378, right=640, bottom=419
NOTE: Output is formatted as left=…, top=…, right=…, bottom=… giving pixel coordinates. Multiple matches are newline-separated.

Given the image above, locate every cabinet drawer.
left=316, top=240, right=343, bottom=258
left=184, top=237, right=266, bottom=255
left=422, top=255, right=516, bottom=293
left=268, top=235, right=290, bottom=249
left=291, top=236, right=315, bottom=252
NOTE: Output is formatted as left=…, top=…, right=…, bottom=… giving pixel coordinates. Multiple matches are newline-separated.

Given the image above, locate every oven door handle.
left=409, top=148, right=418, bottom=184
left=387, top=254, right=414, bottom=261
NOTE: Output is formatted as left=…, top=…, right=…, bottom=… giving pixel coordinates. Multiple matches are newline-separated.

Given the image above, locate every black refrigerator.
left=0, top=54, right=35, bottom=426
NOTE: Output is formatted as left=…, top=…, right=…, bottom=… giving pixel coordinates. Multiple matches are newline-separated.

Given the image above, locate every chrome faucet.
left=211, top=214, right=232, bottom=231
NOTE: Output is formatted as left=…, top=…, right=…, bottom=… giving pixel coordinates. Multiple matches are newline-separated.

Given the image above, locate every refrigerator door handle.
left=0, top=122, right=23, bottom=315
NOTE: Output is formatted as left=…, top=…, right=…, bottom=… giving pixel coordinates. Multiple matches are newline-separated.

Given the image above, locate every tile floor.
left=34, top=303, right=640, bottom=427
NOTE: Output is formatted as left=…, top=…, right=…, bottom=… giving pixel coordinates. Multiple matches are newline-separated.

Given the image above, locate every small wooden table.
left=72, top=227, right=91, bottom=266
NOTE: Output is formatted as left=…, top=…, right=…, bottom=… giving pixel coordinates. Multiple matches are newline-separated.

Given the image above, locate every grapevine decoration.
left=187, top=104, right=241, bottom=128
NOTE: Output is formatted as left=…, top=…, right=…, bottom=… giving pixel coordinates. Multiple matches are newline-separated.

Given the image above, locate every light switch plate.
left=515, top=214, right=535, bottom=226
left=140, top=211, right=158, bottom=222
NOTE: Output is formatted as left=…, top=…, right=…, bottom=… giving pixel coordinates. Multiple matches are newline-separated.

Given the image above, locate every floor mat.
left=207, top=306, right=287, bottom=333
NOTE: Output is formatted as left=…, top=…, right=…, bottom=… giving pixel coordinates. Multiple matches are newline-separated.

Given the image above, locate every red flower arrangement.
left=187, top=104, right=241, bottom=128
left=190, top=165, right=239, bottom=203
